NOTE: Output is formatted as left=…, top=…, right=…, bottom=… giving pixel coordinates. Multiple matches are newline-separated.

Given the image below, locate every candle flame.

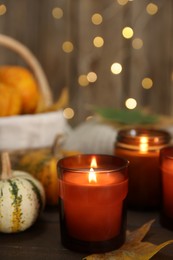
left=88, top=168, right=97, bottom=183
left=88, top=157, right=97, bottom=183
left=90, top=156, right=97, bottom=168
left=140, top=136, right=148, bottom=152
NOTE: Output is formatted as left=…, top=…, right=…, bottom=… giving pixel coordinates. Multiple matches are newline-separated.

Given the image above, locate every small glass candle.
left=160, top=146, right=173, bottom=230
left=57, top=154, right=129, bottom=253
left=114, top=128, right=171, bottom=210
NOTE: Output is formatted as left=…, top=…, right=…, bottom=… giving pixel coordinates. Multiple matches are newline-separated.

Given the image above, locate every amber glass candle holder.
left=160, top=146, right=173, bottom=230
left=57, top=154, right=129, bottom=253
left=114, top=128, right=171, bottom=210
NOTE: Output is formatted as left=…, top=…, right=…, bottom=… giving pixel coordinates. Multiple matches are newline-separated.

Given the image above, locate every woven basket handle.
left=0, top=34, right=53, bottom=107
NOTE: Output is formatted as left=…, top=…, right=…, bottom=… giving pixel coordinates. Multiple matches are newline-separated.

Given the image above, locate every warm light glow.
left=62, top=41, right=74, bottom=53
left=117, top=0, right=128, bottom=6
left=52, top=7, right=63, bottom=19
left=88, top=157, right=98, bottom=183
left=111, top=63, right=122, bottom=74
left=88, top=168, right=97, bottom=183
left=87, top=72, right=97, bottom=82
left=125, top=98, right=137, bottom=109
left=91, top=13, right=103, bottom=25
left=78, top=75, right=89, bottom=86
left=140, top=136, right=149, bottom=152
left=93, top=36, right=104, bottom=47
left=91, top=157, right=98, bottom=168
left=154, top=137, right=159, bottom=143
left=146, top=3, right=158, bottom=15
left=132, top=38, right=143, bottom=49
left=0, top=4, right=6, bottom=15
left=142, top=78, right=153, bottom=89
left=140, top=136, right=148, bottom=144
left=63, top=107, right=74, bottom=119
left=122, top=27, right=134, bottom=39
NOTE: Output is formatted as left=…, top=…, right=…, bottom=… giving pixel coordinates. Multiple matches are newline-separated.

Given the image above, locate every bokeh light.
left=62, top=41, right=74, bottom=53
left=78, top=75, right=89, bottom=87
left=142, top=78, right=153, bottom=89
left=146, top=3, right=158, bottom=15
left=122, top=27, right=134, bottom=39
left=111, top=63, right=122, bottom=74
left=52, top=7, right=63, bottom=19
left=125, top=98, right=137, bottom=109
left=132, top=38, right=143, bottom=49
left=0, top=4, right=6, bottom=15
left=87, top=72, right=97, bottom=83
left=93, top=36, right=104, bottom=47
left=117, top=0, right=128, bottom=5
left=63, top=107, right=75, bottom=119
left=91, top=13, right=103, bottom=25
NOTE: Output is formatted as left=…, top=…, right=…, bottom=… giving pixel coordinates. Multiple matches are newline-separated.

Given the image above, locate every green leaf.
left=94, top=108, right=158, bottom=125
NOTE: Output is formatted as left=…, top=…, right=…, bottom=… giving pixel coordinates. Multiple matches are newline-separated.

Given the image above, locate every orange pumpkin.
left=0, top=83, right=22, bottom=116
left=18, top=149, right=59, bottom=206
left=17, top=148, right=80, bottom=206
left=0, top=66, right=40, bottom=114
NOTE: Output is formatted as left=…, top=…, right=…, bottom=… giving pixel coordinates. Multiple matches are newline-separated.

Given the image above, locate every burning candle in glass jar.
left=58, top=154, right=128, bottom=253
left=114, top=128, right=171, bottom=210
left=160, top=146, right=173, bottom=230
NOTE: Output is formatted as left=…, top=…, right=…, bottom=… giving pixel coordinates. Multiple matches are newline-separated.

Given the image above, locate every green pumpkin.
left=0, top=152, right=45, bottom=233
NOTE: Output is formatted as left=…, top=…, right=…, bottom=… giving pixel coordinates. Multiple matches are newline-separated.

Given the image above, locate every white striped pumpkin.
left=0, top=152, right=45, bottom=233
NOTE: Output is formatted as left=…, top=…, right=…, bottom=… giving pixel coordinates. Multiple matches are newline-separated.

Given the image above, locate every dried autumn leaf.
left=125, top=219, right=155, bottom=244
left=83, top=220, right=173, bottom=260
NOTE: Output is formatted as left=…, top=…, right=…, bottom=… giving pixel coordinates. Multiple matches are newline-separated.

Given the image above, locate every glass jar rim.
left=160, top=145, right=173, bottom=159
left=58, top=154, right=129, bottom=172
left=116, top=128, right=171, bottom=147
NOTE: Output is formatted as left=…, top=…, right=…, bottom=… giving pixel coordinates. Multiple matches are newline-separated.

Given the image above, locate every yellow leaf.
left=83, top=220, right=173, bottom=260
left=125, top=219, right=155, bottom=244
left=36, top=87, right=69, bottom=113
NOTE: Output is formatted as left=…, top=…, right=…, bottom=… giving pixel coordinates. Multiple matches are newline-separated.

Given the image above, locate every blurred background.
left=0, top=0, right=173, bottom=126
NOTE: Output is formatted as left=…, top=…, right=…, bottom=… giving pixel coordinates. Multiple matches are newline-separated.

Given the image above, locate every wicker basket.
left=0, top=34, right=70, bottom=151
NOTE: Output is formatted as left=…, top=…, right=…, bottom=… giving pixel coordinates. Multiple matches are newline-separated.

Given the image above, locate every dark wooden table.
left=0, top=207, right=173, bottom=260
